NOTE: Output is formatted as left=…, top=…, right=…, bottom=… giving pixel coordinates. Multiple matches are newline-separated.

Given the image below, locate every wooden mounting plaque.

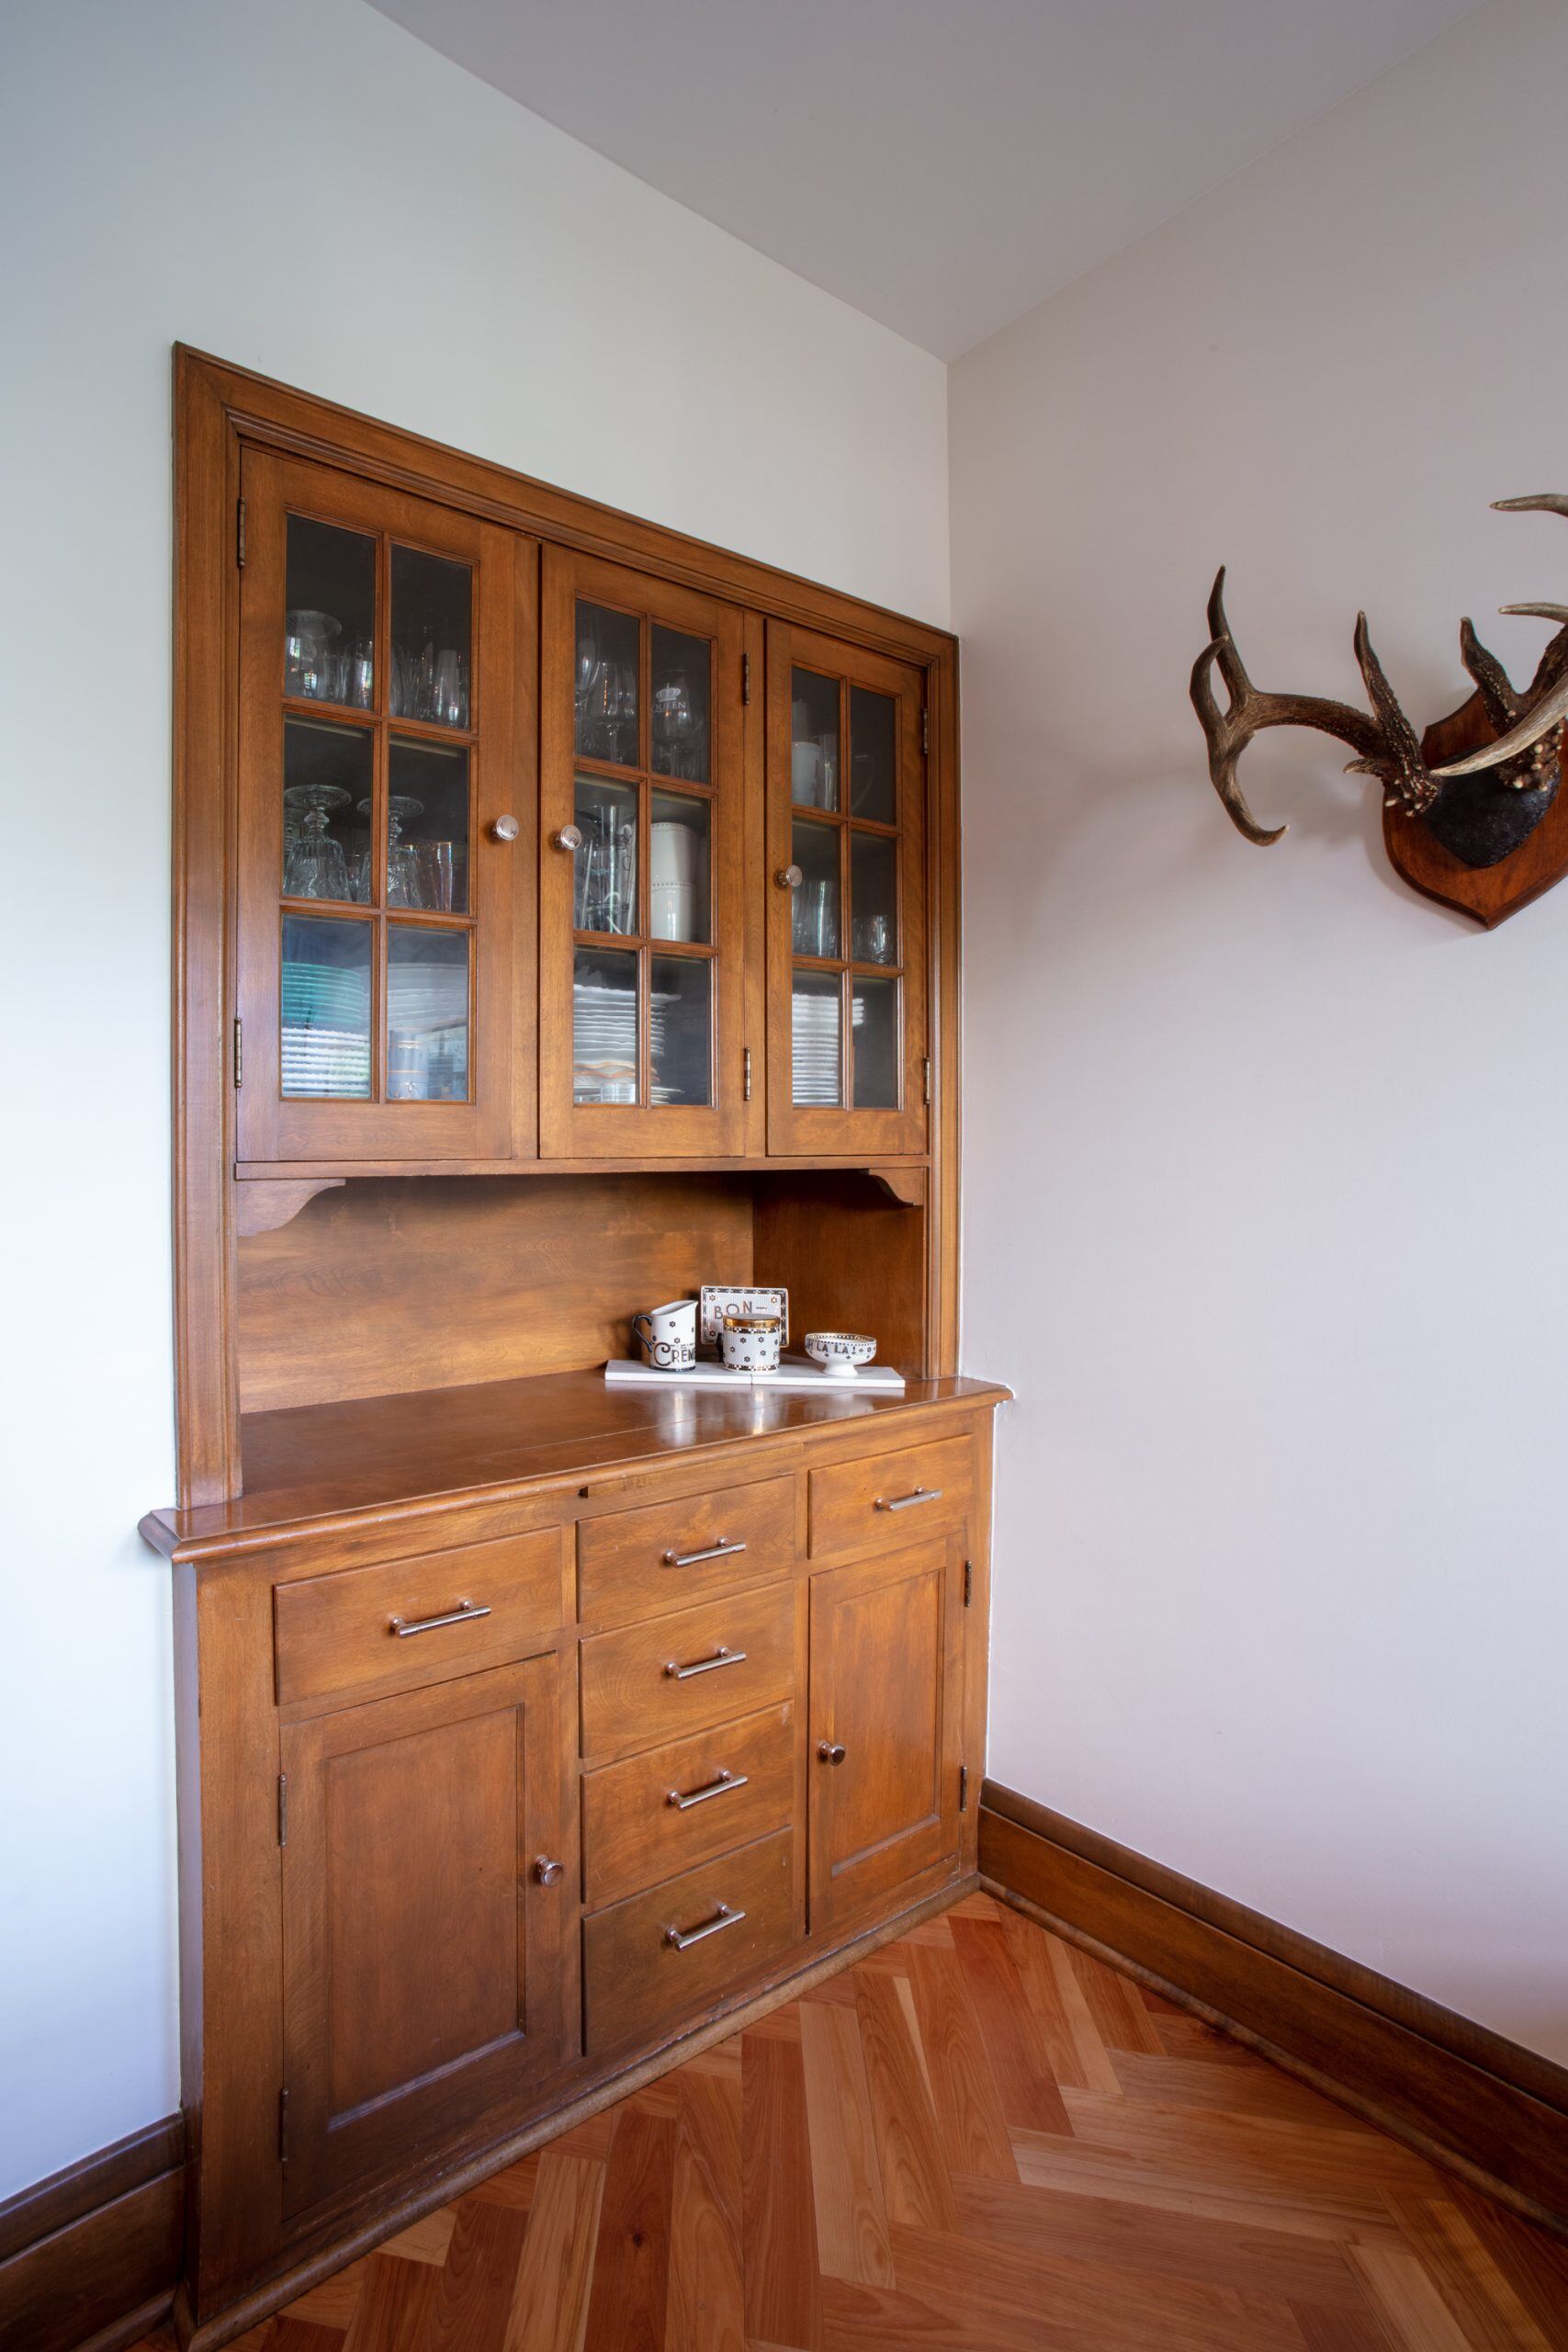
left=1385, top=690, right=1568, bottom=927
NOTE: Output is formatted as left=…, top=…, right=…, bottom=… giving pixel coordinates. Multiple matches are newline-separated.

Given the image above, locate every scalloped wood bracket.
left=1385, top=693, right=1568, bottom=927
left=865, top=1166, right=927, bottom=1207
left=233, top=1179, right=345, bottom=1238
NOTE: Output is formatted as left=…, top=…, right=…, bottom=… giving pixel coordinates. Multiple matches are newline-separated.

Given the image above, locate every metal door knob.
left=552, top=824, right=583, bottom=854
left=490, top=814, right=520, bottom=842
left=534, top=1856, right=565, bottom=1884
left=775, top=863, right=803, bottom=889
left=818, top=1741, right=847, bottom=1766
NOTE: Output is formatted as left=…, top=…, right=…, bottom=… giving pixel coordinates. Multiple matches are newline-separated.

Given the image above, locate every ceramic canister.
left=720, top=1314, right=783, bottom=1373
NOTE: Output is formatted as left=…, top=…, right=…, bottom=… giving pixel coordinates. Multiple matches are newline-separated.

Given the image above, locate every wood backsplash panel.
left=237, top=1175, right=754, bottom=1410
left=752, top=1172, right=928, bottom=1375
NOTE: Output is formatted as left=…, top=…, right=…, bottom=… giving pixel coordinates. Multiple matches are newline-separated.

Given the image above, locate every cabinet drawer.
left=583, top=1828, right=795, bottom=2052
left=580, top=1584, right=795, bottom=1763
left=579, top=1474, right=796, bottom=1630
left=582, top=1701, right=795, bottom=1908
left=275, top=1528, right=566, bottom=1706
left=809, top=1434, right=973, bottom=1560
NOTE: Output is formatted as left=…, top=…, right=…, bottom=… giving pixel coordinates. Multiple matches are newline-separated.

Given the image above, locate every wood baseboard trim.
left=979, top=1781, right=1568, bottom=2243
left=178, top=1871, right=975, bottom=2351
left=0, top=2119, right=185, bottom=2352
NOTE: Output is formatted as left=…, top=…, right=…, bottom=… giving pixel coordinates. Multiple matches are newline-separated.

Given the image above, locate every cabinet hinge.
left=920, top=705, right=930, bottom=758
left=232, top=1017, right=243, bottom=1089
left=277, top=2086, right=290, bottom=2165
left=236, top=497, right=246, bottom=569
left=276, top=1773, right=288, bottom=1847
left=963, top=1558, right=973, bottom=1608
left=959, top=1763, right=969, bottom=1814
left=742, top=650, right=752, bottom=706
left=742, top=1046, right=753, bottom=1102
left=922, top=1056, right=931, bottom=1106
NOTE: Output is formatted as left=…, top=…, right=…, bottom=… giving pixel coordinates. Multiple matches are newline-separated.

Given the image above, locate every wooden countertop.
left=140, top=1366, right=1010, bottom=1560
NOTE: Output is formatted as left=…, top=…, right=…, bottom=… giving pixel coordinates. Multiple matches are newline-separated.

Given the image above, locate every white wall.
left=953, top=0, right=1568, bottom=2063
left=0, top=0, right=946, bottom=2199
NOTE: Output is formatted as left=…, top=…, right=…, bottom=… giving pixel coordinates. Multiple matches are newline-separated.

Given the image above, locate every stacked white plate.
left=791, top=985, right=840, bottom=1106
left=572, top=976, right=695, bottom=1105
left=281, top=961, right=371, bottom=1095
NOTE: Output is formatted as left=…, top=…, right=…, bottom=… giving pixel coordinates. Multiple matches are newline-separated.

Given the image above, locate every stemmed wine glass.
left=357, top=795, right=426, bottom=907
left=283, top=784, right=352, bottom=899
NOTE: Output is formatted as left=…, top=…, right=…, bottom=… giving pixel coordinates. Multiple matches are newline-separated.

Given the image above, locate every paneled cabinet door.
left=766, top=622, right=929, bottom=1155
left=278, top=1653, right=570, bottom=2217
left=807, top=1536, right=964, bottom=1937
left=539, top=548, right=753, bottom=1156
left=236, top=448, right=536, bottom=1165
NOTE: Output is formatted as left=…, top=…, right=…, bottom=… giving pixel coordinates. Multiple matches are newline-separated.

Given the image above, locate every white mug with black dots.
left=631, top=1298, right=697, bottom=1370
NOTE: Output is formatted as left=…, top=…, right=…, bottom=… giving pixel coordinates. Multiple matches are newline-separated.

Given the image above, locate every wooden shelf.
left=141, top=1366, right=1009, bottom=1556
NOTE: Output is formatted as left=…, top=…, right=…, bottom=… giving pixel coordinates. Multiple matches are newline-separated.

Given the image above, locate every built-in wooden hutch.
left=141, top=349, right=1005, bottom=2344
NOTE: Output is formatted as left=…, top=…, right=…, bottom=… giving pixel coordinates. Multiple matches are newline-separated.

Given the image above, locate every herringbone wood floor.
left=138, top=1893, right=1568, bottom=2350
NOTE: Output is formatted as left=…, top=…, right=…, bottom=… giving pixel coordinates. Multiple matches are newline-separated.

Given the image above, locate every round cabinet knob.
left=534, top=1856, right=565, bottom=1885
left=817, top=1741, right=847, bottom=1766
left=490, top=814, right=520, bottom=843
left=775, top=863, right=803, bottom=890
left=552, top=824, right=584, bottom=854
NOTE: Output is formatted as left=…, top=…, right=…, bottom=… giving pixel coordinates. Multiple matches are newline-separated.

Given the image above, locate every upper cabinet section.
left=765, top=622, right=929, bottom=1157
left=234, top=451, right=534, bottom=1166
left=539, top=550, right=753, bottom=1159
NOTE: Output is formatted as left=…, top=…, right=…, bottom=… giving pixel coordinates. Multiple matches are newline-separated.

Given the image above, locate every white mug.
left=631, top=1298, right=697, bottom=1370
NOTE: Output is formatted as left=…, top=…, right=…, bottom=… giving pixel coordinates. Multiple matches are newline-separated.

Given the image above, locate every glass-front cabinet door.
left=234, top=451, right=529, bottom=1165
left=765, top=622, right=928, bottom=1155
left=539, top=549, right=750, bottom=1157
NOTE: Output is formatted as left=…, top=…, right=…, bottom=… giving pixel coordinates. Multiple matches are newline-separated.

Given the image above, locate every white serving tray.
left=605, top=1355, right=905, bottom=1395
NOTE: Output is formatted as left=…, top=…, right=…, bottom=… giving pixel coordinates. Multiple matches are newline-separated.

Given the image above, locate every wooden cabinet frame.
left=173, top=345, right=962, bottom=1500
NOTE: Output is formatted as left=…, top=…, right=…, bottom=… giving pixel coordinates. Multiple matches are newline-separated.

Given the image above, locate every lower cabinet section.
left=582, top=1828, right=796, bottom=2053
left=277, top=1651, right=571, bottom=2216
left=808, top=1535, right=965, bottom=1937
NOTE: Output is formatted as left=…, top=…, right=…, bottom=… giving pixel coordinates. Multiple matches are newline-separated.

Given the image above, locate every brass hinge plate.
left=743, top=1046, right=753, bottom=1102
left=920, top=705, right=930, bottom=758
left=278, top=2086, right=290, bottom=2165
left=742, top=650, right=752, bottom=706
left=237, top=497, right=246, bottom=569
left=922, top=1056, right=931, bottom=1106
left=959, top=1763, right=969, bottom=1814
left=277, top=1773, right=288, bottom=1847
left=963, top=1558, right=973, bottom=1608
left=232, top=1017, right=243, bottom=1089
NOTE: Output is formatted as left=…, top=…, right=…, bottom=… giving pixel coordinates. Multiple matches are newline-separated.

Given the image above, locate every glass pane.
left=387, top=927, right=469, bottom=1101
left=574, top=776, right=639, bottom=935
left=850, top=830, right=897, bottom=965
left=792, top=970, right=841, bottom=1107
left=389, top=738, right=469, bottom=913
left=852, top=975, right=900, bottom=1109
left=791, top=817, right=840, bottom=959
left=390, top=546, right=472, bottom=728
left=791, top=667, right=840, bottom=809
left=651, top=956, right=711, bottom=1106
left=575, top=600, right=640, bottom=766
left=283, top=718, right=371, bottom=903
left=574, top=947, right=639, bottom=1103
left=651, top=626, right=711, bottom=783
left=286, top=516, right=375, bottom=707
left=281, top=914, right=372, bottom=1097
left=850, top=685, right=897, bottom=822
left=649, top=792, right=710, bottom=944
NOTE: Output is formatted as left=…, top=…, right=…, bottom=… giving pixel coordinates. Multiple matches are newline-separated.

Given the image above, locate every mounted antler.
left=1191, top=497, right=1568, bottom=846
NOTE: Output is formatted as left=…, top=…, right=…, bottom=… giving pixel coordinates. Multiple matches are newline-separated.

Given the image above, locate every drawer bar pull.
left=668, top=1768, right=749, bottom=1811
left=665, top=1644, right=748, bottom=1681
left=665, top=1901, right=746, bottom=1951
left=388, top=1599, right=491, bottom=1638
left=662, top=1538, right=748, bottom=1568
left=874, top=1486, right=942, bottom=1513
